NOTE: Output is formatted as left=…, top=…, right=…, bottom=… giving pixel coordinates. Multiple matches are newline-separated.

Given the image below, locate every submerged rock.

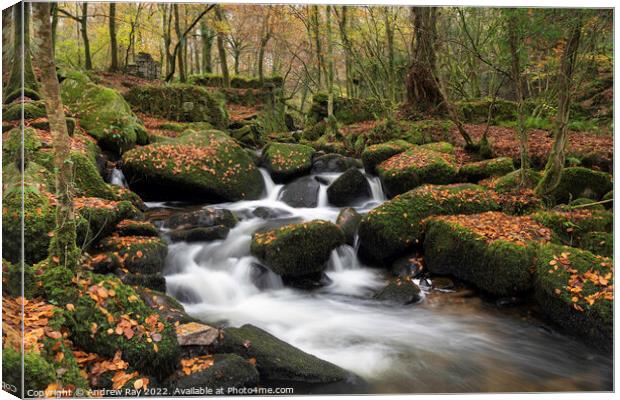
left=390, top=254, right=424, bottom=278
left=251, top=220, right=345, bottom=278
left=327, top=168, right=371, bottom=207
left=374, top=278, right=422, bottom=305
left=261, top=142, right=315, bottom=183
left=165, top=207, right=237, bottom=230
left=122, top=130, right=265, bottom=202
left=336, top=208, right=362, bottom=246
left=279, top=176, right=320, bottom=208
left=169, top=226, right=230, bottom=243
left=215, top=324, right=351, bottom=383
left=311, top=153, right=360, bottom=173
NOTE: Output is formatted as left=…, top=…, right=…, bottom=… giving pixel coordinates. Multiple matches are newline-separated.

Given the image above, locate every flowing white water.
left=160, top=167, right=612, bottom=393
left=110, top=168, right=128, bottom=188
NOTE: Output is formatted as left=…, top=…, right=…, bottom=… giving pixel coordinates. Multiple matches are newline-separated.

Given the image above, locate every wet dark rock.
left=390, top=254, right=424, bottom=278
left=214, top=324, right=351, bottom=383
left=170, top=353, right=259, bottom=390
left=135, top=286, right=197, bottom=324
left=431, top=277, right=455, bottom=291
left=374, top=278, right=422, bottom=305
left=282, top=272, right=332, bottom=290
left=250, top=263, right=282, bottom=290
left=327, top=168, right=371, bottom=207
left=311, top=153, right=361, bottom=174
left=314, top=176, right=331, bottom=185
left=252, top=207, right=291, bottom=220
left=122, top=273, right=167, bottom=292
left=168, top=225, right=230, bottom=243
left=91, top=252, right=123, bottom=274
left=279, top=176, right=320, bottom=208
left=165, top=207, right=237, bottom=230
left=496, top=296, right=524, bottom=308
left=336, top=208, right=362, bottom=246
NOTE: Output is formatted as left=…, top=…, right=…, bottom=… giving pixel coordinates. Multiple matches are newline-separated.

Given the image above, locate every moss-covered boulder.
left=327, top=168, right=371, bottom=207
left=116, top=219, right=159, bottom=237
left=458, top=157, right=515, bottom=182
left=53, top=273, right=181, bottom=380
left=123, top=130, right=265, bottom=201
left=3, top=127, right=43, bottom=167
left=457, top=98, right=519, bottom=123
left=215, top=324, right=350, bottom=383
left=98, top=235, right=168, bottom=274
left=376, top=147, right=458, bottom=198
left=60, top=71, right=147, bottom=154
left=361, top=140, right=413, bottom=174
left=2, top=348, right=55, bottom=397
left=534, top=244, right=612, bottom=350
left=374, top=277, right=422, bottom=304
left=419, top=141, right=454, bottom=154
left=580, top=232, right=613, bottom=258
left=307, top=92, right=380, bottom=125
left=251, top=220, right=345, bottom=278
left=2, top=100, right=47, bottom=121
left=424, top=212, right=552, bottom=296
left=491, top=169, right=542, bottom=193
left=2, top=162, right=56, bottom=264
left=261, top=142, right=315, bottom=183
left=74, top=197, right=141, bottom=247
left=170, top=354, right=259, bottom=390
left=551, top=167, right=613, bottom=204
left=358, top=184, right=500, bottom=264
left=125, top=84, right=228, bottom=128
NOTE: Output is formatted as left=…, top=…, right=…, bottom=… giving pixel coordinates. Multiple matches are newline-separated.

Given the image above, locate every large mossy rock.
left=550, top=167, right=613, bottom=204
left=98, top=235, right=168, bottom=274
left=124, top=84, right=228, bottom=128
left=261, top=142, right=315, bottom=183
left=357, top=184, right=500, bottom=264
left=361, top=140, right=413, bottom=174
left=60, top=71, right=147, bottom=154
left=215, top=324, right=350, bottom=383
left=457, top=98, right=519, bottom=123
left=492, top=169, right=542, bottom=193
left=376, top=146, right=458, bottom=197
left=327, top=168, right=371, bottom=207
left=458, top=157, right=515, bottom=182
left=74, top=197, right=141, bottom=247
left=2, top=100, right=47, bottom=121
left=46, top=272, right=181, bottom=380
left=534, top=244, right=613, bottom=350
left=307, top=92, right=380, bottom=125
left=279, top=176, right=320, bottom=208
left=2, top=162, right=56, bottom=264
left=251, top=220, right=345, bottom=277
left=311, top=153, right=360, bottom=173
left=123, top=130, right=265, bottom=201
left=171, top=354, right=259, bottom=390
left=424, top=212, right=552, bottom=296
left=2, top=348, right=55, bottom=397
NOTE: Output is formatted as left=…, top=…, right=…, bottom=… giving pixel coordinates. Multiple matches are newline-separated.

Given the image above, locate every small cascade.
left=317, top=184, right=329, bottom=207
left=110, top=168, right=128, bottom=188
left=259, top=168, right=283, bottom=201
left=366, top=173, right=386, bottom=202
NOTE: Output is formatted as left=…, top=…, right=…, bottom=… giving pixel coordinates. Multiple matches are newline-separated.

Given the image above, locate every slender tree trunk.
left=326, top=6, right=337, bottom=135
left=507, top=12, right=530, bottom=184
left=384, top=7, right=396, bottom=103
left=215, top=6, right=230, bottom=87
left=81, top=3, right=92, bottom=70
left=162, top=5, right=173, bottom=76
left=173, top=4, right=186, bottom=82
left=337, top=6, right=353, bottom=97
left=109, top=3, right=119, bottom=71
left=233, top=49, right=241, bottom=75
left=2, top=6, right=13, bottom=88
left=5, top=2, right=38, bottom=103
left=200, top=21, right=213, bottom=73
left=536, top=15, right=583, bottom=199
left=32, top=2, right=79, bottom=269
left=51, top=3, right=58, bottom=57
left=311, top=5, right=323, bottom=89
left=258, top=8, right=272, bottom=84
left=123, top=5, right=142, bottom=69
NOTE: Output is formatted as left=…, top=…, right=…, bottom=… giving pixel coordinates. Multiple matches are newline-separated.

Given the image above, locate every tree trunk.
left=258, top=8, right=272, bottom=84
left=51, top=3, right=58, bottom=57
left=32, top=2, right=80, bottom=269
left=507, top=11, right=530, bottom=184
left=81, top=3, right=92, bottom=70
left=405, top=6, right=442, bottom=112
left=173, top=4, right=186, bottom=82
left=109, top=3, right=119, bottom=71
left=162, top=5, right=173, bottom=76
left=536, top=15, right=583, bottom=199
left=337, top=6, right=354, bottom=97
left=5, top=2, right=38, bottom=103
left=2, top=6, right=13, bottom=88
left=215, top=7, right=230, bottom=87
left=233, top=49, right=241, bottom=75
left=326, top=6, right=337, bottom=136
left=384, top=7, right=396, bottom=103
left=123, top=5, right=142, bottom=69
left=200, top=21, right=213, bottom=73
left=311, top=5, right=323, bottom=89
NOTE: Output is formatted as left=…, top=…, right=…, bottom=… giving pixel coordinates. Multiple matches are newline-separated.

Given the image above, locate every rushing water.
left=109, top=168, right=128, bottom=188
left=152, top=168, right=612, bottom=394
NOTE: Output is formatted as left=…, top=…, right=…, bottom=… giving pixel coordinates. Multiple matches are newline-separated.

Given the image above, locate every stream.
left=138, top=167, right=612, bottom=394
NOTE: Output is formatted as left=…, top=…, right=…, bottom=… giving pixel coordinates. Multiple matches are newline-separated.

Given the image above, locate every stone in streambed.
left=98, top=235, right=168, bottom=275
left=327, top=168, right=371, bottom=207
left=279, top=176, right=320, bottom=208
left=165, top=207, right=237, bottom=230
left=361, top=140, right=413, bottom=175
left=168, top=226, right=230, bottom=243
left=251, top=220, right=345, bottom=278
left=311, top=153, right=361, bottom=173
left=214, top=324, right=351, bottom=383
left=122, top=130, right=265, bottom=202
left=135, top=286, right=196, bottom=324
left=261, top=142, right=315, bottom=183
left=121, top=273, right=167, bottom=292
left=390, top=254, right=424, bottom=278
left=336, top=208, right=362, bottom=246
left=374, top=278, right=422, bottom=305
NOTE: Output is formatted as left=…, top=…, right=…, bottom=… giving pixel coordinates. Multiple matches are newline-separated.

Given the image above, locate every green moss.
left=76, top=199, right=140, bottom=248
left=2, top=348, right=56, bottom=396
left=189, top=73, right=283, bottom=89
left=568, top=198, right=606, bottom=210
left=531, top=209, right=612, bottom=249
left=251, top=220, right=345, bottom=277
left=457, top=98, right=520, bottom=123
left=4, top=259, right=38, bottom=298
left=2, top=100, right=47, bottom=121
left=534, top=244, right=612, bottom=350
left=302, top=120, right=327, bottom=141
left=98, top=235, right=167, bottom=274
left=68, top=152, right=116, bottom=199
left=377, top=146, right=458, bottom=197
left=60, top=70, right=146, bottom=154
left=361, top=139, right=414, bottom=174
left=60, top=273, right=180, bottom=380
left=261, top=142, right=315, bottom=183
left=579, top=232, right=613, bottom=257
left=419, top=141, right=454, bottom=154
left=307, top=93, right=381, bottom=125
left=551, top=167, right=613, bottom=204
left=123, top=130, right=264, bottom=201
left=125, top=84, right=228, bottom=129
left=358, top=184, right=500, bottom=264
left=424, top=217, right=539, bottom=295
left=116, top=220, right=159, bottom=237
left=602, top=190, right=613, bottom=209
left=458, top=157, right=515, bottom=183
left=493, top=169, right=542, bottom=193
left=2, top=162, right=56, bottom=264
left=3, top=127, right=42, bottom=167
